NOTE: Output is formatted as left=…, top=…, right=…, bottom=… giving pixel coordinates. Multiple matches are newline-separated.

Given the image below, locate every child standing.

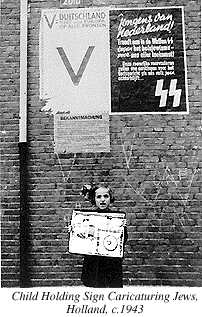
left=79, top=183, right=128, bottom=288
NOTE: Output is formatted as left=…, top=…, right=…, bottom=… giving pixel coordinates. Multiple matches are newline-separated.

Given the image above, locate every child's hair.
left=81, top=182, right=115, bottom=205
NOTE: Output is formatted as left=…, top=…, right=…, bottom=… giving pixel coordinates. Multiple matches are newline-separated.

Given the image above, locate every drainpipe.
left=19, top=0, right=30, bottom=287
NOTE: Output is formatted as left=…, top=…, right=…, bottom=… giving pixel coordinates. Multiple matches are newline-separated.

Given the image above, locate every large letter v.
left=57, top=46, right=95, bottom=86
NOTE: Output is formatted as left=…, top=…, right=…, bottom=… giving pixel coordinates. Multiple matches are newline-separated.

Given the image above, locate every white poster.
left=39, top=8, right=110, bottom=114
left=69, top=210, right=126, bottom=258
left=54, top=111, right=110, bottom=153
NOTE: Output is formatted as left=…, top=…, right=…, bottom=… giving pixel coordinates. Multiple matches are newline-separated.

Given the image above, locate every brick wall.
left=1, top=0, right=21, bottom=287
left=1, top=0, right=201, bottom=287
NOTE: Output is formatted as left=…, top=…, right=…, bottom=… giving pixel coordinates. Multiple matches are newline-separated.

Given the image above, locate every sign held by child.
left=69, top=209, right=126, bottom=258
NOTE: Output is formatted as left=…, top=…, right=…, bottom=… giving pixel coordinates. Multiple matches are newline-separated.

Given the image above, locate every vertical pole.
left=19, top=0, right=29, bottom=287
left=20, top=0, right=27, bottom=143
left=19, top=143, right=30, bottom=287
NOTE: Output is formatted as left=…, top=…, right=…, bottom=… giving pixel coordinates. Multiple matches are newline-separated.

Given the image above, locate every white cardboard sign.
left=69, top=210, right=126, bottom=258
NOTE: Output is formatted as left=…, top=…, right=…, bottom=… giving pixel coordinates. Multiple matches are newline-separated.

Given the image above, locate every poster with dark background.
left=110, top=7, right=188, bottom=113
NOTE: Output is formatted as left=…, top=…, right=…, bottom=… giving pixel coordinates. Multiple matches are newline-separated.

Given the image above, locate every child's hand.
left=64, top=215, right=73, bottom=232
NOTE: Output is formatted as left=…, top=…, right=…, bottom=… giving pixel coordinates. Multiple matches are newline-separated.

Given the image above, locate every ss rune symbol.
left=155, top=79, right=182, bottom=107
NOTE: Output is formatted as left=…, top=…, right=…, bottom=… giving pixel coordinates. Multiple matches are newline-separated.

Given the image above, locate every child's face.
left=95, top=187, right=111, bottom=210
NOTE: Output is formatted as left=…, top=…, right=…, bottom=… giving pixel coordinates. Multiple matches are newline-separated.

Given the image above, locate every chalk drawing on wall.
left=51, top=137, right=77, bottom=183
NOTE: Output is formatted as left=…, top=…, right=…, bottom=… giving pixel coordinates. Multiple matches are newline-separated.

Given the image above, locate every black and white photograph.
left=1, top=0, right=201, bottom=316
